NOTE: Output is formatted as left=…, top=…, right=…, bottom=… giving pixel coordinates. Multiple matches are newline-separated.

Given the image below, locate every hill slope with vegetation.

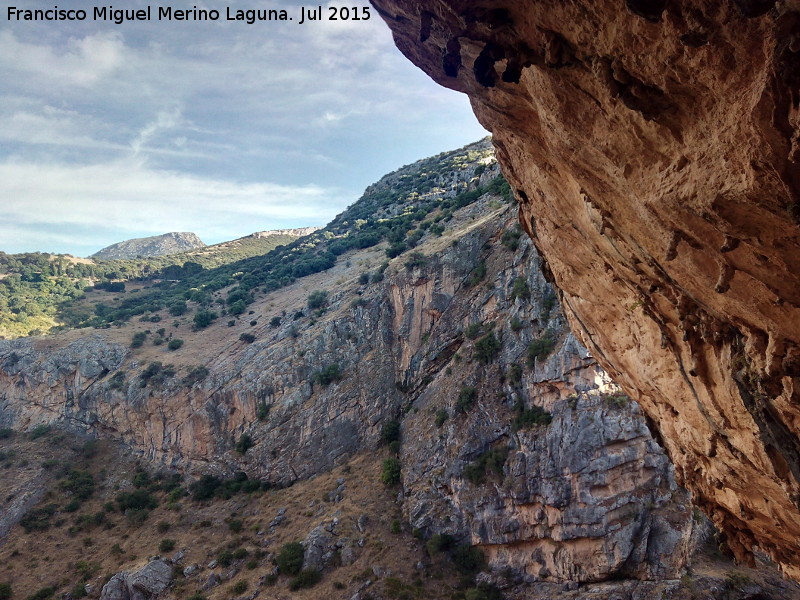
left=0, top=229, right=313, bottom=339
left=0, top=138, right=506, bottom=340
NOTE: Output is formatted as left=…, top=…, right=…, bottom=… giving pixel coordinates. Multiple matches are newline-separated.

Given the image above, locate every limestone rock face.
left=371, top=0, right=800, bottom=578
left=91, top=232, right=205, bottom=260
left=0, top=146, right=695, bottom=582
left=100, top=559, right=172, bottom=600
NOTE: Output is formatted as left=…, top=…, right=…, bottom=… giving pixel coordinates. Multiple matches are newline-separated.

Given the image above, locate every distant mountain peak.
left=91, top=232, right=206, bottom=261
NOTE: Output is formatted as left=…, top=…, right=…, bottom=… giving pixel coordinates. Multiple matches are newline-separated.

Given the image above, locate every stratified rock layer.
left=372, top=0, right=800, bottom=577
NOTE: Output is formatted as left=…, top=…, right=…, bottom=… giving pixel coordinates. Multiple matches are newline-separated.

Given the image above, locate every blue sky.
left=0, top=1, right=487, bottom=256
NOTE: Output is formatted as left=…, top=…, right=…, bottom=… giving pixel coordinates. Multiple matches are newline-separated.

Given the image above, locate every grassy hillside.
left=0, top=231, right=308, bottom=339
left=0, top=428, right=478, bottom=600
left=0, top=138, right=507, bottom=339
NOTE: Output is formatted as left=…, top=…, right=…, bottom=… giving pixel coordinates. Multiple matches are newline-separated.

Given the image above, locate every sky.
left=0, top=1, right=487, bottom=256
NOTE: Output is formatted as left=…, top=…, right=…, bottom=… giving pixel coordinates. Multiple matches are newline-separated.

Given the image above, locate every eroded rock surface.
left=0, top=143, right=694, bottom=582
left=372, top=0, right=800, bottom=578
left=100, top=559, right=172, bottom=600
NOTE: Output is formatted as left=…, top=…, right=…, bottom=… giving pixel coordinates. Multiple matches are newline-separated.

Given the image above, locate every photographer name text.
left=6, top=5, right=372, bottom=25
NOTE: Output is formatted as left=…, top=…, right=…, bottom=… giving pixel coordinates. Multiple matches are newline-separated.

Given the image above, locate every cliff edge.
left=371, top=0, right=800, bottom=578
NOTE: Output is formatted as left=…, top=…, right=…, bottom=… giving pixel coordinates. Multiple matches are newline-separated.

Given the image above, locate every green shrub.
left=186, top=594, right=206, bottom=600
left=512, top=402, right=552, bottom=430
left=307, top=290, right=329, bottom=310
left=232, top=580, right=248, bottom=594
left=193, top=310, right=217, bottom=329
left=158, top=539, right=175, bottom=553
left=466, top=262, right=486, bottom=287
left=182, top=365, right=209, bottom=386
left=139, top=361, right=175, bottom=386
left=390, top=519, right=402, bottom=534
left=217, top=549, right=234, bottom=567
left=25, top=587, right=54, bottom=600
left=501, top=227, right=523, bottom=251
left=507, top=364, right=522, bottom=384
left=456, top=386, right=477, bottom=413
left=20, top=504, right=57, bottom=532
left=235, top=433, right=254, bottom=455
left=381, top=457, right=401, bottom=486
left=312, top=363, right=343, bottom=386
left=435, top=409, right=448, bottom=428
left=426, top=533, right=455, bottom=556
left=228, top=519, right=244, bottom=533
left=276, top=542, right=305, bottom=575
left=116, top=489, right=157, bottom=511
left=108, top=371, right=126, bottom=390
left=381, top=420, right=401, bottom=445
left=130, top=331, right=147, bottom=348
left=126, top=508, right=150, bottom=526
left=463, top=447, right=509, bottom=486
left=239, top=333, right=255, bottom=343
left=540, top=289, right=558, bottom=319
left=474, top=332, right=501, bottom=364
left=404, top=251, right=427, bottom=270
left=527, top=332, right=555, bottom=366
left=256, top=402, right=270, bottom=421
left=452, top=544, right=486, bottom=575
left=0, top=429, right=13, bottom=440
left=156, top=521, right=171, bottom=533
left=167, top=338, right=184, bottom=350
left=233, top=547, right=248, bottom=559
left=0, top=583, right=11, bottom=600
left=29, top=424, right=51, bottom=440
left=60, top=469, right=95, bottom=500
left=168, top=300, right=187, bottom=316
left=132, top=470, right=150, bottom=488
left=509, top=277, right=530, bottom=301
left=289, top=570, right=322, bottom=590
left=70, top=585, right=87, bottom=600
left=465, top=322, right=482, bottom=340
left=269, top=316, right=281, bottom=327
left=510, top=316, right=524, bottom=332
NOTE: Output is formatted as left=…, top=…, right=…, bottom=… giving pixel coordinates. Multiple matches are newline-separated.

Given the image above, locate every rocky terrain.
left=372, top=0, right=800, bottom=580
left=1, top=141, right=797, bottom=599
left=91, top=233, right=206, bottom=261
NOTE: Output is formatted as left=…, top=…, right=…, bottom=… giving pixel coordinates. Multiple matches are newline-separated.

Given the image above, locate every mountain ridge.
left=90, top=232, right=206, bottom=261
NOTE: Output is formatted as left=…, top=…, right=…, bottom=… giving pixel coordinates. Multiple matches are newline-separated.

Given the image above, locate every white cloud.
left=130, top=107, right=184, bottom=157
left=0, top=158, right=345, bottom=254
left=0, top=30, right=125, bottom=87
left=0, top=1, right=488, bottom=255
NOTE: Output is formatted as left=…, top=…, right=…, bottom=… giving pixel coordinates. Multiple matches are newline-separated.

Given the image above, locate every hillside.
left=91, top=233, right=207, bottom=261
left=0, top=229, right=312, bottom=340
left=2, top=140, right=799, bottom=599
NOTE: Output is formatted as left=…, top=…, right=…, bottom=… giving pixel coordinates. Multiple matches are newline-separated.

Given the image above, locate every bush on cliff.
left=381, top=457, right=401, bottom=486
left=276, top=542, right=305, bottom=575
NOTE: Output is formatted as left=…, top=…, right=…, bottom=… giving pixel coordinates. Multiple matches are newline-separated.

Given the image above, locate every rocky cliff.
left=371, top=0, right=800, bottom=579
left=0, top=143, right=697, bottom=584
left=91, top=232, right=206, bottom=260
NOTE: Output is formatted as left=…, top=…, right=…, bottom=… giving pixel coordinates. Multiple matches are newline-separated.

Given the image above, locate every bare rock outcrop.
left=372, top=0, right=800, bottom=578
left=91, top=232, right=205, bottom=261
left=0, top=145, right=695, bottom=583
left=100, top=559, right=172, bottom=600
